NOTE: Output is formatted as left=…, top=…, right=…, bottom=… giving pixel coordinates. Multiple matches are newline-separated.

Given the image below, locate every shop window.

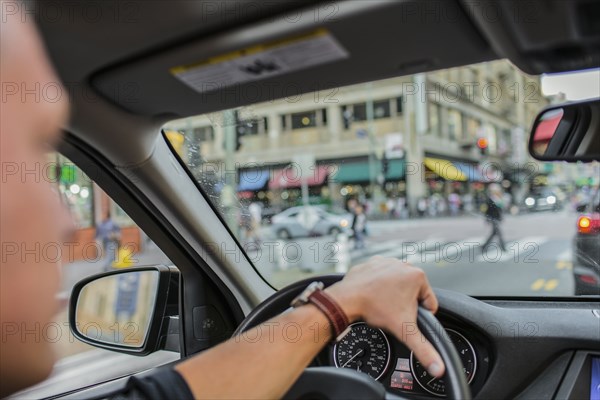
left=53, top=154, right=94, bottom=229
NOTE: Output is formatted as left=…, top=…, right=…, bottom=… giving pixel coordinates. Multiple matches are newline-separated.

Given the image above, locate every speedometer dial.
left=411, top=329, right=477, bottom=396
left=333, top=323, right=391, bottom=380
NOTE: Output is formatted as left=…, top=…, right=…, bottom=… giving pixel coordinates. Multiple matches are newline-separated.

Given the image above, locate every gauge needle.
left=427, top=376, right=437, bottom=385
left=341, top=349, right=364, bottom=367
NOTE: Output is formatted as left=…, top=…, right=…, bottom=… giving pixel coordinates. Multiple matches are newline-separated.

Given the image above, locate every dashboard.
left=318, top=315, right=491, bottom=398
left=305, top=288, right=600, bottom=399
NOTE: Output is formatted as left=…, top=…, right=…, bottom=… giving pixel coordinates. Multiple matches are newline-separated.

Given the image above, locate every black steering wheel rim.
left=234, top=275, right=471, bottom=400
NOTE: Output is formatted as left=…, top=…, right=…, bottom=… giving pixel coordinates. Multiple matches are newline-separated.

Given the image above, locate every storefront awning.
left=453, top=162, right=485, bottom=182
left=237, top=169, right=270, bottom=191
left=424, top=157, right=467, bottom=181
left=387, top=159, right=405, bottom=180
left=269, top=165, right=329, bottom=189
left=333, top=159, right=405, bottom=183
left=334, top=162, right=371, bottom=183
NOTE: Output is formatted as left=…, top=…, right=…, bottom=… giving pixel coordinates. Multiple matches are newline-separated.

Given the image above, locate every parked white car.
left=270, top=206, right=352, bottom=239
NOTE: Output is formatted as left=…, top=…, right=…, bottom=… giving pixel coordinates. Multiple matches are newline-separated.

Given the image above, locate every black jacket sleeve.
left=109, top=368, right=194, bottom=400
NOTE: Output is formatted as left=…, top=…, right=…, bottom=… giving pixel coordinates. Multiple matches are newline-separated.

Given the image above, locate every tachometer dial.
left=333, top=322, right=391, bottom=380
left=410, top=329, right=477, bottom=396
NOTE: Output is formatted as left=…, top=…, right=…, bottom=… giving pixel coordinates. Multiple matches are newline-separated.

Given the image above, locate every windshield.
left=165, top=60, right=600, bottom=296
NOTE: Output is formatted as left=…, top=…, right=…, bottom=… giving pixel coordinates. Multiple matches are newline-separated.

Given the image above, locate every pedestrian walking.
left=352, top=203, right=367, bottom=249
left=482, top=185, right=506, bottom=252
left=95, top=211, right=121, bottom=270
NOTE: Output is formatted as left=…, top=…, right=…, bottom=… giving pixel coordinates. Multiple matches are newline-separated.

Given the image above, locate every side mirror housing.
left=529, top=98, right=600, bottom=162
left=69, top=265, right=180, bottom=356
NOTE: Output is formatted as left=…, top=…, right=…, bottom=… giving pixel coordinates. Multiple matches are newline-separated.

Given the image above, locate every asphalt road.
left=58, top=210, right=577, bottom=299
left=257, top=210, right=577, bottom=296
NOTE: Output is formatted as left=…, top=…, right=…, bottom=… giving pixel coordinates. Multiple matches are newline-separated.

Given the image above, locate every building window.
left=429, top=102, right=441, bottom=137
left=352, top=103, right=367, bottom=121
left=374, top=99, right=391, bottom=119
left=465, top=117, right=481, bottom=140
left=396, top=96, right=404, bottom=115
left=346, top=99, right=391, bottom=122
left=291, top=110, right=318, bottom=129
left=342, top=105, right=352, bottom=129
left=236, top=119, right=264, bottom=136
left=193, top=126, right=214, bottom=142
left=447, top=109, right=462, bottom=141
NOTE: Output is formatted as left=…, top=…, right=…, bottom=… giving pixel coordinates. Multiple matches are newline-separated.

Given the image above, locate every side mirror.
left=69, top=265, right=180, bottom=356
left=529, top=98, right=600, bottom=162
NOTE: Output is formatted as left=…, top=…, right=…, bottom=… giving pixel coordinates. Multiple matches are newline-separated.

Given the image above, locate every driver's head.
left=1, top=5, right=73, bottom=397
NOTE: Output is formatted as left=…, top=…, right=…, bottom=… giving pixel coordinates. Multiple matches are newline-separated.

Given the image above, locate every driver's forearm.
left=175, top=303, right=333, bottom=399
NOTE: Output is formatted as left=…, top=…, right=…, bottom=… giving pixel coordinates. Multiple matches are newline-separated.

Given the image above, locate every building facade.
left=164, top=59, right=549, bottom=215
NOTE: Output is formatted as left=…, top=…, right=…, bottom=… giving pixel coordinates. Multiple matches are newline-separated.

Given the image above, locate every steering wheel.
left=234, top=275, right=471, bottom=400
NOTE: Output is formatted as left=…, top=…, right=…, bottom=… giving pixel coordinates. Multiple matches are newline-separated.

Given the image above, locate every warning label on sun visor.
left=170, top=29, right=348, bottom=94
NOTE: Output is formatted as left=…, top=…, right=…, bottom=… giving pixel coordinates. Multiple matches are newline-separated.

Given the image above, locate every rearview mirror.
left=529, top=98, right=600, bottom=162
left=69, top=265, right=180, bottom=355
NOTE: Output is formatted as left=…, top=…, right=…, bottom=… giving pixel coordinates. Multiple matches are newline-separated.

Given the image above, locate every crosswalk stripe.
left=373, top=237, right=445, bottom=260
left=474, top=236, right=549, bottom=264
left=355, top=235, right=552, bottom=266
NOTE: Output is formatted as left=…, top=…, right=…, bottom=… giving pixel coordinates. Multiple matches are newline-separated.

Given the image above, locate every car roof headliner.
left=32, top=0, right=600, bottom=163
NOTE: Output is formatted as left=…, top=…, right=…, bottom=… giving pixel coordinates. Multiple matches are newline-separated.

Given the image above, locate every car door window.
left=10, top=154, right=179, bottom=399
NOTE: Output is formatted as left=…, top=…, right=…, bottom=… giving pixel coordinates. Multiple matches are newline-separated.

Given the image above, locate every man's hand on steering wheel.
left=325, top=256, right=446, bottom=378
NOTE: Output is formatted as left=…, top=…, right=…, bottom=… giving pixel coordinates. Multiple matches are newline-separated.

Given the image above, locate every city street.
left=254, top=210, right=576, bottom=296
left=58, top=210, right=577, bottom=301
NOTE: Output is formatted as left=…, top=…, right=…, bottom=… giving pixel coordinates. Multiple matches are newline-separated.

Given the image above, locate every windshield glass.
left=165, top=60, right=600, bottom=296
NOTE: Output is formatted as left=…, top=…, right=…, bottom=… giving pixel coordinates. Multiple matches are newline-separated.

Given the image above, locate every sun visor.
left=91, top=0, right=496, bottom=118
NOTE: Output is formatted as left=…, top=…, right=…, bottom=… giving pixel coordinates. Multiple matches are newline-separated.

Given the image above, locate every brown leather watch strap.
left=307, top=289, right=350, bottom=340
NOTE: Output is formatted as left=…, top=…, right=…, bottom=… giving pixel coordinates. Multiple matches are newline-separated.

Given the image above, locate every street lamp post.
left=222, top=109, right=239, bottom=236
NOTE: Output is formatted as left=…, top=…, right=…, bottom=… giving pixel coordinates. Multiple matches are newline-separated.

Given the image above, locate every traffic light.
left=476, top=137, right=488, bottom=156
left=234, top=110, right=244, bottom=151
left=235, top=127, right=243, bottom=151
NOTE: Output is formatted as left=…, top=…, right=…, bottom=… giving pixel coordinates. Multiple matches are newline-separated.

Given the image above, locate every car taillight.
left=579, top=216, right=592, bottom=233
left=578, top=215, right=600, bottom=234
left=579, top=274, right=598, bottom=285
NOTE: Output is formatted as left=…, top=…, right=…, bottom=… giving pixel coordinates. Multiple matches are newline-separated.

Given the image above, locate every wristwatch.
left=291, top=281, right=351, bottom=342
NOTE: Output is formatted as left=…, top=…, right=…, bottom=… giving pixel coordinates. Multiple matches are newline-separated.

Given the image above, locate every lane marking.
left=530, top=278, right=560, bottom=291
left=544, top=279, right=559, bottom=291
left=556, top=261, right=572, bottom=270
left=531, top=278, right=545, bottom=291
